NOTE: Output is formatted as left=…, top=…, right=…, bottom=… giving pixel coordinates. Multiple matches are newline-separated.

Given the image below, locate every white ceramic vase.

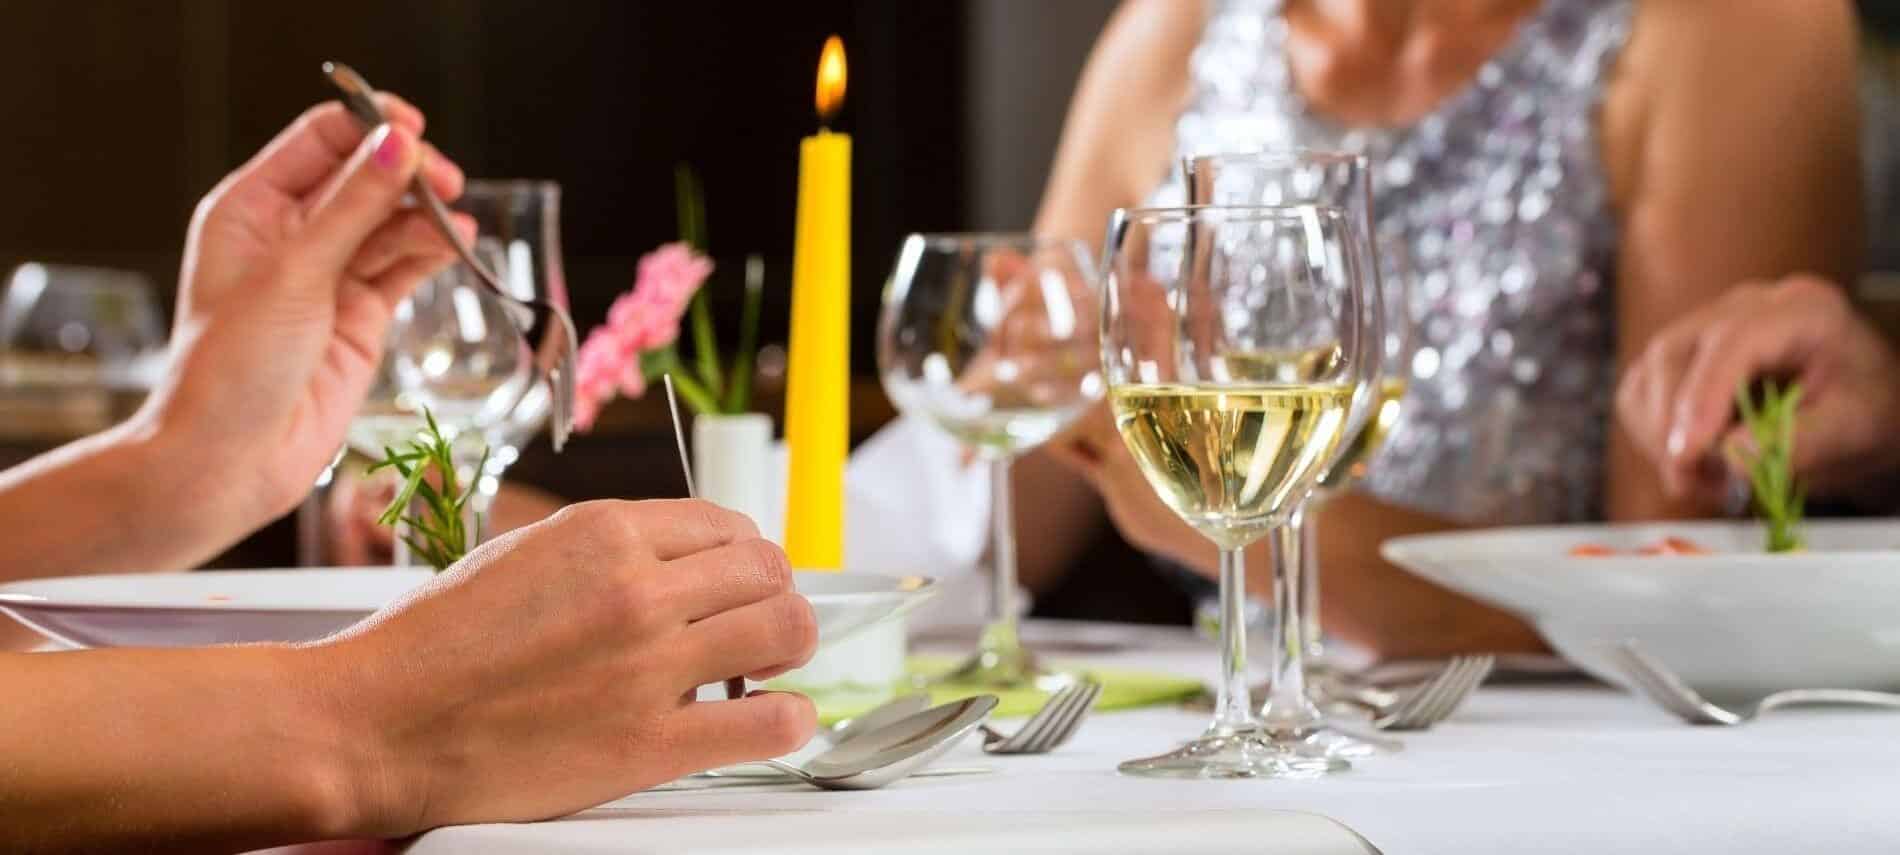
left=691, top=412, right=773, bottom=531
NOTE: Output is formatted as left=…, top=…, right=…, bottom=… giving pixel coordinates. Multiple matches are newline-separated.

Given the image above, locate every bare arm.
left=0, top=646, right=362, bottom=851
left=0, top=98, right=464, bottom=583
left=0, top=499, right=819, bottom=851
left=1604, top=0, right=1862, bottom=521
left=1016, top=0, right=1205, bottom=593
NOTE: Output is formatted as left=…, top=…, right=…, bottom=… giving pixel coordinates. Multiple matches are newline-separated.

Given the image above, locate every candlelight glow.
left=816, top=35, right=846, bottom=122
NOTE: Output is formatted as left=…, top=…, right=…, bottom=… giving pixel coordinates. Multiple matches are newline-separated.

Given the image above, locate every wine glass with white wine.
left=878, top=233, right=1102, bottom=688
left=1182, top=150, right=1394, bottom=756
left=1103, top=204, right=1369, bottom=778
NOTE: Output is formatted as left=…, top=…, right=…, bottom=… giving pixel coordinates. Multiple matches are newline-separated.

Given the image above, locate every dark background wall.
left=0, top=0, right=969, bottom=373
left=0, top=0, right=1187, bottom=623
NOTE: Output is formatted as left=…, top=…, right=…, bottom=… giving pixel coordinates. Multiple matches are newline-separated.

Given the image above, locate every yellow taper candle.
left=783, top=35, right=850, bottom=571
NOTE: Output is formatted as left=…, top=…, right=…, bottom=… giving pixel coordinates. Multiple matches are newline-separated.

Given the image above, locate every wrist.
left=291, top=634, right=433, bottom=839
left=121, top=390, right=276, bottom=545
left=271, top=640, right=410, bottom=839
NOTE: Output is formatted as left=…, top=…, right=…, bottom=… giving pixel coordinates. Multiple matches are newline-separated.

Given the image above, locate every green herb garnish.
left=1733, top=379, right=1805, bottom=553
left=369, top=408, right=487, bottom=571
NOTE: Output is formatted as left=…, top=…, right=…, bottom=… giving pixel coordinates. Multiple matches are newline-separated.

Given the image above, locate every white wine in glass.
left=1112, top=383, right=1353, bottom=549
left=1312, top=376, right=1406, bottom=492
left=1104, top=203, right=1368, bottom=778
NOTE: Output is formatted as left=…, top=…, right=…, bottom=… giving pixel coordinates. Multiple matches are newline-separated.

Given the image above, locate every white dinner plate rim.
left=0, top=568, right=935, bottom=613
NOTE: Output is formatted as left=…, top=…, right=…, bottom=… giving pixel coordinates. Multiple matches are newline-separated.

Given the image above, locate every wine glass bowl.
left=388, top=237, right=537, bottom=433
left=1103, top=204, right=1367, bottom=778
left=881, top=233, right=1101, bottom=457
left=878, top=233, right=1101, bottom=688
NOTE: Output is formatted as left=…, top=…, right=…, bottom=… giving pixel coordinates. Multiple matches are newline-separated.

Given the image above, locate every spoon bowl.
left=752, top=695, right=998, bottom=790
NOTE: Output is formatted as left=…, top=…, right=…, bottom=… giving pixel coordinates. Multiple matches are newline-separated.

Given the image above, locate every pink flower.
left=570, top=242, right=712, bottom=432
left=637, top=242, right=715, bottom=308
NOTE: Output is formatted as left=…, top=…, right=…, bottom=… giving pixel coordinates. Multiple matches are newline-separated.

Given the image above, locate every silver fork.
left=978, top=679, right=1102, bottom=754
left=1362, top=654, right=1494, bottom=731
left=322, top=61, right=579, bottom=451
left=1609, top=641, right=1900, bottom=726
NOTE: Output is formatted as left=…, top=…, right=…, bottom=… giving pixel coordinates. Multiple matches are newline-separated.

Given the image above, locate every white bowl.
left=1382, top=520, right=1900, bottom=701
left=0, top=568, right=934, bottom=650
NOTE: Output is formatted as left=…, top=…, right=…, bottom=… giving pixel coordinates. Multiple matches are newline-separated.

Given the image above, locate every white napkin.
left=756, top=415, right=997, bottom=631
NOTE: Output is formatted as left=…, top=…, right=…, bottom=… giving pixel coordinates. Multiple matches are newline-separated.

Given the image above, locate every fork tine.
left=1025, top=683, right=1087, bottom=752
left=997, top=686, right=1068, bottom=753
left=1390, top=657, right=1472, bottom=730
left=1021, top=682, right=1092, bottom=753
left=1030, top=684, right=1090, bottom=752
left=1441, top=658, right=1490, bottom=718
left=1406, top=661, right=1465, bottom=727
left=1047, top=682, right=1103, bottom=749
left=1396, top=663, right=1452, bottom=723
left=1430, top=656, right=1493, bottom=725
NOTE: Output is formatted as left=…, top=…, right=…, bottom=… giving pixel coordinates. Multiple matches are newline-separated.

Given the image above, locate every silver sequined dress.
left=1149, top=0, right=1634, bottom=524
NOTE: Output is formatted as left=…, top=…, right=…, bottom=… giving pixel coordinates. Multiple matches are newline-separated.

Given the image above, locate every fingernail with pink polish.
left=371, top=125, right=405, bottom=170
left=1665, top=426, right=1686, bottom=459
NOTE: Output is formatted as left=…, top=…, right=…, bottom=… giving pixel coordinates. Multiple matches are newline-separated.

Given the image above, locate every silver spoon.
left=700, top=693, right=934, bottom=779
left=735, top=695, right=998, bottom=790
left=827, top=693, right=934, bottom=746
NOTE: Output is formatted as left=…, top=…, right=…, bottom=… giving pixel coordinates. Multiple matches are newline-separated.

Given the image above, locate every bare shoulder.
left=1603, top=0, right=1858, bottom=208
left=1621, top=0, right=1854, bottom=93
left=1088, top=0, right=1207, bottom=83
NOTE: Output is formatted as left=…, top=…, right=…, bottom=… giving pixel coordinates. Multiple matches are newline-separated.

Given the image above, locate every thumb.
left=296, top=123, right=422, bottom=278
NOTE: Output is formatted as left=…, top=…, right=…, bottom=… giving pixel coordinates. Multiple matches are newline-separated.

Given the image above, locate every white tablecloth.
left=405, top=622, right=1900, bottom=854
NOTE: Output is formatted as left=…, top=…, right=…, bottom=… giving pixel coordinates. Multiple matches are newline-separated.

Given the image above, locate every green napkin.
left=812, top=654, right=1203, bottom=725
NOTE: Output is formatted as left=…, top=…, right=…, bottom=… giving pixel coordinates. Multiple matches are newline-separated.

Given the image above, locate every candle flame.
left=815, top=35, right=847, bottom=123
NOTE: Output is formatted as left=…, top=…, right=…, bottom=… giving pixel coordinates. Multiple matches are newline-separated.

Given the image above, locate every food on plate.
left=1568, top=537, right=1711, bottom=557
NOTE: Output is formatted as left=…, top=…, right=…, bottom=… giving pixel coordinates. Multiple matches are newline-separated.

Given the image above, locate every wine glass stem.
left=1261, top=516, right=1324, bottom=734
left=1212, top=545, right=1255, bottom=732
left=986, top=455, right=1020, bottom=643
left=1297, top=499, right=1326, bottom=660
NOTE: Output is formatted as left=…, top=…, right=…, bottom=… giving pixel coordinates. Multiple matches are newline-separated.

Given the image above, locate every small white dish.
left=0, top=568, right=934, bottom=650
left=1383, top=520, right=1900, bottom=701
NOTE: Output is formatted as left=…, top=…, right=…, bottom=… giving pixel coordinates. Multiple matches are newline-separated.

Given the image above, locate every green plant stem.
left=368, top=408, right=484, bottom=572
left=723, top=254, right=765, bottom=413
left=1735, top=379, right=1805, bottom=553
left=675, top=164, right=724, bottom=401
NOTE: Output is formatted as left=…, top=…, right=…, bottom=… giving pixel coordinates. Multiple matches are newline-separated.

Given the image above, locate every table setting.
left=9, top=39, right=1900, bottom=855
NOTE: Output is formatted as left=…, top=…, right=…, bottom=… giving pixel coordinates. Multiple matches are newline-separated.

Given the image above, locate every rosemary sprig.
left=369, top=409, right=488, bottom=571
left=1733, top=379, right=1805, bottom=553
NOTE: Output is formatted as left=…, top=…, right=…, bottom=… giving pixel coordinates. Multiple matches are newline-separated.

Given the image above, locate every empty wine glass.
left=305, top=181, right=563, bottom=566
left=1103, top=204, right=1368, bottom=778
left=0, top=263, right=166, bottom=388
left=878, top=233, right=1102, bottom=688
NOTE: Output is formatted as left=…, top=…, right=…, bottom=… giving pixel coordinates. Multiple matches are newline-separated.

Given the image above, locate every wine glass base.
left=1304, top=721, right=1402, bottom=757
left=1119, top=728, right=1349, bottom=779
left=919, top=646, right=1074, bottom=691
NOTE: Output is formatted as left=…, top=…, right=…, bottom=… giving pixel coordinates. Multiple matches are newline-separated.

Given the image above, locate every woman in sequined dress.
left=1017, top=0, right=1863, bottom=657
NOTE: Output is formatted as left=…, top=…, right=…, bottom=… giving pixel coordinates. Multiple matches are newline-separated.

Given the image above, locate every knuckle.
left=756, top=693, right=818, bottom=753
left=1777, top=274, right=1840, bottom=305
left=613, top=577, right=661, bottom=629
left=765, top=592, right=819, bottom=654
left=736, top=538, right=794, bottom=591
left=690, top=499, right=758, bottom=543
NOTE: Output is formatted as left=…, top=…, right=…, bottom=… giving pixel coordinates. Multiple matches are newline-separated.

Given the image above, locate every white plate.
left=1383, top=520, right=1900, bottom=701
left=0, top=568, right=935, bottom=650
